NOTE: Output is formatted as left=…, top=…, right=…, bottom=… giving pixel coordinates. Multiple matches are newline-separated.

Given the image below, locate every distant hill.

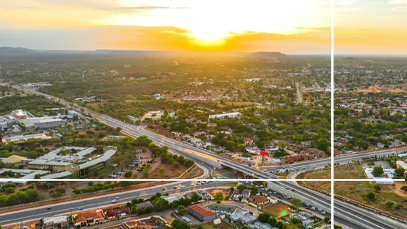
left=249, top=52, right=286, bottom=58
left=0, top=47, right=288, bottom=58
left=344, top=57, right=355, bottom=60
left=0, top=47, right=38, bottom=55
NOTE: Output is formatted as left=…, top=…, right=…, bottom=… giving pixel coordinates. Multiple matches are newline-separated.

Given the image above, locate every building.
left=4, top=134, right=52, bottom=143
left=244, top=138, right=254, bottom=147
left=396, top=161, right=407, bottom=178
left=364, top=167, right=394, bottom=184
left=104, top=208, right=129, bottom=219
left=305, top=148, right=327, bottom=158
left=206, top=204, right=237, bottom=215
left=33, top=118, right=65, bottom=129
left=142, top=111, right=164, bottom=120
left=250, top=195, right=270, bottom=205
left=0, top=117, right=14, bottom=132
left=42, top=215, right=68, bottom=229
left=209, top=112, right=241, bottom=119
left=187, top=204, right=216, bottom=222
left=1, top=155, right=28, bottom=167
left=230, top=211, right=257, bottom=224
left=135, top=201, right=153, bottom=209
left=12, top=110, right=28, bottom=119
left=27, top=146, right=117, bottom=178
left=74, top=210, right=104, bottom=227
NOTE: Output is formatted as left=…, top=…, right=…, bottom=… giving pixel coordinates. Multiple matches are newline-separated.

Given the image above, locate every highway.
left=13, top=87, right=406, bottom=228
left=0, top=181, right=228, bottom=225
left=262, top=148, right=403, bottom=174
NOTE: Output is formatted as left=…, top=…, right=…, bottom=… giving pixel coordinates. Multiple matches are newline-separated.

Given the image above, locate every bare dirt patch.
left=143, top=163, right=189, bottom=179
left=386, top=181, right=407, bottom=198
left=261, top=203, right=293, bottom=218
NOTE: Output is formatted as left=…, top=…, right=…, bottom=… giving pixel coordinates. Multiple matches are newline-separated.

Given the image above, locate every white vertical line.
left=331, top=0, right=335, bottom=227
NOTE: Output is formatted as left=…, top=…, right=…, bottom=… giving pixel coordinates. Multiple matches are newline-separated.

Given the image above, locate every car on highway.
left=78, top=207, right=83, bottom=210
left=278, top=196, right=281, bottom=199
left=321, top=212, right=326, bottom=215
left=173, top=186, right=177, bottom=189
left=305, top=207, right=309, bottom=209
left=47, top=207, right=52, bottom=210
left=311, top=207, right=315, bottom=210
left=111, top=199, right=117, bottom=203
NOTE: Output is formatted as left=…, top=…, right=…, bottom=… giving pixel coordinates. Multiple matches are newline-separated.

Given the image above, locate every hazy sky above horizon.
left=0, top=0, right=331, bottom=54
left=335, top=0, right=407, bottom=55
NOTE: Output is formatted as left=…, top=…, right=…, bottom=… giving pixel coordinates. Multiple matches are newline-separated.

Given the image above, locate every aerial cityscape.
left=0, top=0, right=406, bottom=229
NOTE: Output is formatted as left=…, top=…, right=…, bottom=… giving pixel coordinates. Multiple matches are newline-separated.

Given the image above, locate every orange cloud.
left=96, top=26, right=330, bottom=53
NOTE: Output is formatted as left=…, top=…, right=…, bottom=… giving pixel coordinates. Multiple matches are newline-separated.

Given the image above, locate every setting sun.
left=0, top=0, right=330, bottom=53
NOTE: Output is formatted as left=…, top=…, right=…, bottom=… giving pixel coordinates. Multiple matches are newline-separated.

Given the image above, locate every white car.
left=111, top=199, right=117, bottom=203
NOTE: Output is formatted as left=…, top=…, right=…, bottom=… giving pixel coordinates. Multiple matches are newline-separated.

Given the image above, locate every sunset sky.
left=0, top=0, right=331, bottom=54
left=335, top=0, right=407, bottom=55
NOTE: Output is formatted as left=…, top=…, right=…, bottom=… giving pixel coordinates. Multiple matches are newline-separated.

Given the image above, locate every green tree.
left=173, top=162, right=180, bottom=168
left=366, top=192, right=375, bottom=200
left=401, top=186, right=407, bottom=193
left=324, top=217, right=330, bottom=223
left=289, top=217, right=299, bottom=225
left=372, top=167, right=384, bottom=177
left=125, top=171, right=133, bottom=178
left=158, top=168, right=165, bottom=175
left=267, top=217, right=277, bottom=226
left=154, top=198, right=170, bottom=211
left=237, top=185, right=247, bottom=191
left=385, top=201, right=394, bottom=208
left=257, top=212, right=271, bottom=223
left=291, top=198, right=302, bottom=208
left=274, top=221, right=283, bottom=229
left=191, top=192, right=200, bottom=202
left=317, top=138, right=329, bottom=152
left=395, top=167, right=405, bottom=176
left=214, top=192, right=224, bottom=201
left=171, top=219, right=190, bottom=229
left=177, top=205, right=188, bottom=216
left=250, top=186, right=258, bottom=195
left=142, top=166, right=150, bottom=176
left=374, top=184, right=382, bottom=192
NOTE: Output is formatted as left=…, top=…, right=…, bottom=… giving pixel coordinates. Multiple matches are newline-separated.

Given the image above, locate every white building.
left=209, top=112, right=242, bottom=119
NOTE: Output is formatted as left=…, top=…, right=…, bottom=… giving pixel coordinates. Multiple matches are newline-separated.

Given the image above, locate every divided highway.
left=13, top=87, right=406, bottom=228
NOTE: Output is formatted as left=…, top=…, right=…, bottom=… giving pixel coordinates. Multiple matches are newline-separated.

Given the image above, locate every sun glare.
left=183, top=28, right=230, bottom=45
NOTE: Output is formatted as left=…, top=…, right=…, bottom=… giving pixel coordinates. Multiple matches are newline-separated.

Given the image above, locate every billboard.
left=257, top=150, right=268, bottom=156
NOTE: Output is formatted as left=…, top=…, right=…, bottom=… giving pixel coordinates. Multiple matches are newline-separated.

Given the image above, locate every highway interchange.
left=6, top=87, right=407, bottom=229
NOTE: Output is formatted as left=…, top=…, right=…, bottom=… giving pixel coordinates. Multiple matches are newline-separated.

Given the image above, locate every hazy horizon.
left=0, top=0, right=331, bottom=54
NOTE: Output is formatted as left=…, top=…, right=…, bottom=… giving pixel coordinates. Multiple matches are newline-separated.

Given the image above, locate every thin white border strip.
left=331, top=0, right=335, bottom=226
left=0, top=179, right=403, bottom=182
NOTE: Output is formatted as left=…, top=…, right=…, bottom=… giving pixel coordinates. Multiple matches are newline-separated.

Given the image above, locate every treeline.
left=0, top=94, right=61, bottom=114
left=125, top=191, right=201, bottom=216
left=0, top=183, right=45, bottom=207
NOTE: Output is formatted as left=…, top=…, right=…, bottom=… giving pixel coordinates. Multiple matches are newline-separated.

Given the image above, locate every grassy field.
left=221, top=182, right=238, bottom=186
left=334, top=181, right=407, bottom=219
left=334, top=164, right=366, bottom=179
left=193, top=221, right=234, bottom=229
left=261, top=202, right=292, bottom=218
left=300, top=164, right=407, bottom=219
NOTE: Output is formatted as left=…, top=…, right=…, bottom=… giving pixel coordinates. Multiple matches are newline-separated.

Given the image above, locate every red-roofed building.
left=306, top=148, right=327, bottom=158
left=244, top=138, right=254, bottom=147
left=74, top=210, right=105, bottom=226
left=104, top=208, right=129, bottom=219
left=188, top=204, right=216, bottom=221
